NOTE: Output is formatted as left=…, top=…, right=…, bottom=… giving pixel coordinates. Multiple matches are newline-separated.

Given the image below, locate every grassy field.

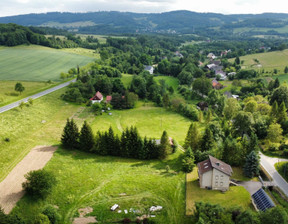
left=0, top=88, right=81, bottom=182
left=230, top=49, right=288, bottom=72
left=275, top=162, right=288, bottom=182
left=186, top=168, right=251, bottom=215
left=12, top=149, right=190, bottom=224
left=0, top=80, right=59, bottom=107
left=89, top=102, right=191, bottom=144
left=0, top=45, right=95, bottom=81
left=121, top=74, right=179, bottom=90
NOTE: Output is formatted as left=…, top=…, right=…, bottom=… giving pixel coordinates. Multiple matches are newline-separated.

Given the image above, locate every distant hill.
left=1, top=11, right=288, bottom=36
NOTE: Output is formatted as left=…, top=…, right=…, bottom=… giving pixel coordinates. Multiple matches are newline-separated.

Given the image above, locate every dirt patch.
left=0, top=145, right=57, bottom=214
left=73, top=207, right=97, bottom=224
left=78, top=207, right=93, bottom=217
left=73, top=217, right=97, bottom=224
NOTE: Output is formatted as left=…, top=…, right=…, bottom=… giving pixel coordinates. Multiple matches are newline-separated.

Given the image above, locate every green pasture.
left=121, top=74, right=179, bottom=90
left=233, top=26, right=288, bottom=34
left=13, top=149, right=189, bottom=224
left=0, top=80, right=59, bottom=107
left=230, top=49, right=288, bottom=72
left=89, top=102, right=191, bottom=144
left=0, top=45, right=95, bottom=81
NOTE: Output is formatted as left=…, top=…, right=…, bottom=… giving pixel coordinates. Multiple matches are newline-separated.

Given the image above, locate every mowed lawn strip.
left=186, top=168, right=251, bottom=215
left=12, top=149, right=190, bottom=224
left=0, top=45, right=95, bottom=81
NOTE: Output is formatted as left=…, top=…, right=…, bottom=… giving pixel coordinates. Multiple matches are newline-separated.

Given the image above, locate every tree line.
left=61, top=119, right=175, bottom=160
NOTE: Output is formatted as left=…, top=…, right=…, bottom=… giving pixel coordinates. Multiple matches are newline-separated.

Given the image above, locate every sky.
left=0, top=0, right=287, bottom=17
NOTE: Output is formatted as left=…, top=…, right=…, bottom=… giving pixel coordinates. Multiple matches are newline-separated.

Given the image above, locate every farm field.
left=0, top=80, right=58, bottom=107
left=0, top=45, right=95, bottom=81
left=230, top=49, right=288, bottom=72
left=12, top=149, right=189, bottom=224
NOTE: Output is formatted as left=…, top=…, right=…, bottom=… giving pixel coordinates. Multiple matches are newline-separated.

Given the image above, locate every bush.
left=42, top=205, right=61, bottom=224
left=283, top=149, right=288, bottom=157
left=122, top=218, right=131, bottom=223
left=33, top=214, right=50, bottom=224
left=22, top=169, right=57, bottom=199
left=182, top=157, right=195, bottom=173
left=279, top=143, right=288, bottom=151
left=268, top=144, right=278, bottom=152
left=4, top=137, right=10, bottom=142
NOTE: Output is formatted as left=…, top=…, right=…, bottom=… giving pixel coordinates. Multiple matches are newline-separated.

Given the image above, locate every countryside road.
left=0, top=79, right=76, bottom=114
left=260, top=152, right=288, bottom=197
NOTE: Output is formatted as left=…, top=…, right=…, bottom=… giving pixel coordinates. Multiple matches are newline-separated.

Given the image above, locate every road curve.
left=0, top=79, right=76, bottom=114
left=260, top=152, right=288, bottom=197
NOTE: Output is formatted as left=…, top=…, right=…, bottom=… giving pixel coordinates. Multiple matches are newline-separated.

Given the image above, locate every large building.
left=197, top=155, right=233, bottom=191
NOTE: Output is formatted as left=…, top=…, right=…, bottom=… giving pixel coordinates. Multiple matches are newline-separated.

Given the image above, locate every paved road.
left=260, top=152, right=288, bottom=197
left=0, top=79, right=76, bottom=114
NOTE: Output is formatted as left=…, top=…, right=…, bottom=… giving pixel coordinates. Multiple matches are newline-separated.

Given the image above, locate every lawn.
left=275, top=162, right=288, bottom=182
left=0, top=80, right=59, bottom=107
left=0, top=45, right=95, bottom=81
left=186, top=168, right=251, bottom=215
left=12, top=149, right=190, bottom=224
left=229, top=49, right=288, bottom=72
left=89, top=102, right=192, bottom=144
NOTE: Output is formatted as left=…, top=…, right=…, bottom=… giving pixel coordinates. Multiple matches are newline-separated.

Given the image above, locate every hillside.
left=1, top=11, right=288, bottom=36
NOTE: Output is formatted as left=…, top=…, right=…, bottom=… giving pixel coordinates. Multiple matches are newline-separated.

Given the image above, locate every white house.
left=90, top=91, right=103, bottom=104
left=144, top=65, right=154, bottom=75
left=197, top=155, right=233, bottom=191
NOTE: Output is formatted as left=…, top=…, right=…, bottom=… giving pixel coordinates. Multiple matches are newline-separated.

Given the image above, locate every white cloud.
left=0, top=0, right=287, bottom=17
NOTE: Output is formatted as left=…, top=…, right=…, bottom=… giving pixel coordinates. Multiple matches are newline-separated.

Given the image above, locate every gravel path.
left=0, top=146, right=57, bottom=214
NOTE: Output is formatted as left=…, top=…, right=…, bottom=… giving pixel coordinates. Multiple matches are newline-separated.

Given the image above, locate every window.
left=215, top=181, right=218, bottom=186
left=220, top=182, right=223, bottom=186
left=220, top=175, right=223, bottom=180
left=215, top=175, right=219, bottom=180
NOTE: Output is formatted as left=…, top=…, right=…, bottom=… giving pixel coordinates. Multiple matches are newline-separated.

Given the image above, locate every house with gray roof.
left=197, top=155, right=233, bottom=191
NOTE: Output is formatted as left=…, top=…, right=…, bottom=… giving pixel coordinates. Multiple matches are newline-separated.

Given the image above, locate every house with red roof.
left=106, top=95, right=112, bottom=104
left=212, top=79, right=223, bottom=90
left=90, top=91, right=103, bottom=104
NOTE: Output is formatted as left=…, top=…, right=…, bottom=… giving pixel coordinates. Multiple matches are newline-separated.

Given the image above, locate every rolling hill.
left=1, top=11, right=288, bottom=36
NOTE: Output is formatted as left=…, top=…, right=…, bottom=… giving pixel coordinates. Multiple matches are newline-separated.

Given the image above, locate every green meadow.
left=231, top=49, right=288, bottom=72
left=0, top=80, right=59, bottom=107
left=0, top=45, right=95, bottom=81
left=13, top=149, right=189, bottom=224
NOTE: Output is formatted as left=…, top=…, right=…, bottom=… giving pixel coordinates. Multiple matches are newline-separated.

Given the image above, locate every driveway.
left=0, top=78, right=76, bottom=114
left=238, top=181, right=262, bottom=195
left=260, top=152, right=288, bottom=197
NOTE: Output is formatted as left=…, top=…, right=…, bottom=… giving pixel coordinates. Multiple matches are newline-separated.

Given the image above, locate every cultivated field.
left=0, top=45, right=95, bottom=81
left=232, top=49, right=288, bottom=72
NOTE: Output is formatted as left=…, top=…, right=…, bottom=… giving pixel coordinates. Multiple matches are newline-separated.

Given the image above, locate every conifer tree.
left=184, top=122, right=201, bottom=151
left=182, top=148, right=195, bottom=173
left=274, top=77, right=280, bottom=89
left=201, top=127, right=215, bottom=151
left=270, top=101, right=278, bottom=120
left=147, top=138, right=159, bottom=159
left=79, top=121, right=94, bottom=151
left=278, top=101, right=287, bottom=124
left=61, top=119, right=79, bottom=149
left=159, top=130, right=171, bottom=159
left=244, top=150, right=260, bottom=178
left=120, top=128, right=130, bottom=157
left=247, top=132, right=259, bottom=155
left=107, top=126, right=115, bottom=155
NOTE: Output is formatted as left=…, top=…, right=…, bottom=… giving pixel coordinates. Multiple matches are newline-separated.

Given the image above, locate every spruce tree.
left=159, top=130, right=171, bottom=159
left=61, top=119, right=79, bottom=149
left=270, top=101, right=278, bottom=120
left=79, top=121, right=94, bottom=152
left=278, top=101, right=287, bottom=124
left=201, top=127, right=215, bottom=151
left=184, top=122, right=200, bottom=151
left=274, top=78, right=280, bottom=89
left=285, top=66, right=288, bottom=74
left=247, top=132, right=259, bottom=155
left=244, top=150, right=260, bottom=178
left=107, top=126, right=115, bottom=155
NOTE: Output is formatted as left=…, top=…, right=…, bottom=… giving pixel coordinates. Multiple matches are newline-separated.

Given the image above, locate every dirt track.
left=0, top=145, right=57, bottom=214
